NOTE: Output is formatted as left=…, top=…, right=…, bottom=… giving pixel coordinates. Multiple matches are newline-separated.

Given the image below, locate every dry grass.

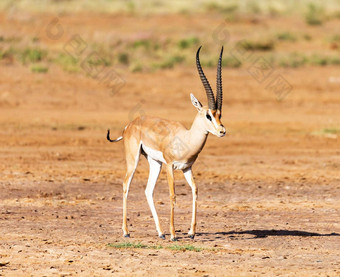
left=1, top=0, right=340, bottom=17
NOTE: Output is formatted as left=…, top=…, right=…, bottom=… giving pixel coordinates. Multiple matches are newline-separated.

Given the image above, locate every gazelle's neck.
left=185, top=114, right=209, bottom=155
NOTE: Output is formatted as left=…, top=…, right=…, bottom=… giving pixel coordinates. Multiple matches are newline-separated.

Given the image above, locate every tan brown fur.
left=109, top=47, right=225, bottom=241
left=120, top=101, right=225, bottom=240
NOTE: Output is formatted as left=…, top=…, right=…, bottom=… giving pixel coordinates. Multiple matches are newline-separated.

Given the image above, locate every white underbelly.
left=173, top=161, right=193, bottom=170
left=141, top=143, right=167, bottom=164
left=141, top=143, right=194, bottom=170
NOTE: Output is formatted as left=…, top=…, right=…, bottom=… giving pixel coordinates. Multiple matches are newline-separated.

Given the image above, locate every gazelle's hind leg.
left=122, top=142, right=141, bottom=237
left=145, top=156, right=164, bottom=239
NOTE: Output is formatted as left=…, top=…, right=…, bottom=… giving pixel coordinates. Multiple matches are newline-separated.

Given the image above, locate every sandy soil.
left=0, top=12, right=340, bottom=276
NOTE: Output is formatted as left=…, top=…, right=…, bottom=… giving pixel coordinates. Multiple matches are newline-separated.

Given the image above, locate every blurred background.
left=0, top=0, right=339, bottom=179
left=3, top=0, right=340, bottom=73
left=0, top=1, right=339, bottom=275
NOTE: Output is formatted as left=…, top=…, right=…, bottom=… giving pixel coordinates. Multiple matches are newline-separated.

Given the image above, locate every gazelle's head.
left=191, top=46, right=226, bottom=138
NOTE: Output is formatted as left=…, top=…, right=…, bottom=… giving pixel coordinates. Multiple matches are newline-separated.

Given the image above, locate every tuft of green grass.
left=329, top=34, right=340, bottom=43
left=223, top=56, right=242, bottom=68
left=310, top=55, right=328, bottom=66
left=117, top=52, right=129, bottom=65
left=205, top=2, right=238, bottom=15
left=201, top=55, right=241, bottom=68
left=31, top=65, right=48, bottom=73
left=247, top=1, right=261, bottom=14
left=310, top=54, right=340, bottom=66
left=168, top=244, right=203, bottom=252
left=303, top=33, right=312, bottom=41
left=86, top=54, right=111, bottom=67
left=321, top=128, right=340, bottom=134
left=242, top=39, right=275, bottom=51
left=107, top=242, right=162, bottom=249
left=305, top=3, right=325, bottom=26
left=152, top=55, right=185, bottom=70
left=132, top=39, right=151, bottom=49
left=278, top=53, right=307, bottom=68
left=108, top=242, right=148, bottom=249
left=129, top=63, right=143, bottom=73
left=312, top=127, right=340, bottom=138
left=31, top=37, right=39, bottom=43
left=20, top=48, right=47, bottom=64
left=53, top=53, right=80, bottom=73
left=278, top=53, right=340, bottom=68
left=129, top=38, right=162, bottom=52
left=201, top=58, right=215, bottom=68
left=126, top=0, right=136, bottom=14
left=107, top=242, right=206, bottom=252
left=177, top=36, right=200, bottom=49
left=276, top=32, right=297, bottom=42
left=0, top=36, right=21, bottom=43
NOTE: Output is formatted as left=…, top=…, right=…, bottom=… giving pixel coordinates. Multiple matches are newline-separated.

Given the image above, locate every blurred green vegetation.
left=107, top=242, right=205, bottom=252
left=2, top=0, right=340, bottom=18
left=305, top=3, right=325, bottom=25
left=178, top=37, right=200, bottom=49
left=20, top=48, right=47, bottom=64
left=1, top=0, right=340, bottom=75
left=276, top=32, right=297, bottom=42
left=31, top=65, right=49, bottom=73
left=53, top=53, right=80, bottom=73
left=1, top=32, right=340, bottom=73
left=242, top=39, right=275, bottom=51
left=321, top=128, right=340, bottom=134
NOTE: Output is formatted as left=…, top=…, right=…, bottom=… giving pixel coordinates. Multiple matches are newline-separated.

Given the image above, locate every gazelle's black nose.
left=218, top=125, right=226, bottom=137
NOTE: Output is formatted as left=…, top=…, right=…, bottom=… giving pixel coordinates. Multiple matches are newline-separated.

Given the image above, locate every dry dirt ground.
left=0, top=13, right=340, bottom=276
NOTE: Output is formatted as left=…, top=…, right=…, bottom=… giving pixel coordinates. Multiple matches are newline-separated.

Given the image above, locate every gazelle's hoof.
left=159, top=234, right=165, bottom=240
left=189, top=234, right=195, bottom=239
left=123, top=234, right=130, bottom=238
left=170, top=237, right=178, bottom=241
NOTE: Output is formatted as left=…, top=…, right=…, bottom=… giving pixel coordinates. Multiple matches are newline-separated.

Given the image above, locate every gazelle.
left=107, top=46, right=226, bottom=241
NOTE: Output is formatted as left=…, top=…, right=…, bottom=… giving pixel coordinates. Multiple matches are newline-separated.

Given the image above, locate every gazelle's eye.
left=206, top=114, right=212, bottom=121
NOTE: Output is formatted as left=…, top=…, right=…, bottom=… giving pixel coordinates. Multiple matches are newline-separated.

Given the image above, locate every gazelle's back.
left=125, top=115, right=186, bottom=147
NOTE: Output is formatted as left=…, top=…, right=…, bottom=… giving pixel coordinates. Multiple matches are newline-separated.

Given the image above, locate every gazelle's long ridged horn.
left=216, top=46, right=223, bottom=113
left=196, top=46, right=216, bottom=110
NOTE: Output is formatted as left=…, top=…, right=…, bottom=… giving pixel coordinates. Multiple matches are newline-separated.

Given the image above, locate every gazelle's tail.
left=107, top=129, right=123, bottom=142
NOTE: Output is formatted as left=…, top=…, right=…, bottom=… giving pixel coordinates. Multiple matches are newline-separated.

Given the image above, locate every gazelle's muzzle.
left=217, top=125, right=226, bottom=137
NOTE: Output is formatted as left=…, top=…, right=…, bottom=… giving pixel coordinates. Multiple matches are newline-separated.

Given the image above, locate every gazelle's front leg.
left=145, top=156, right=164, bottom=239
left=166, top=164, right=177, bottom=241
left=183, top=167, right=198, bottom=239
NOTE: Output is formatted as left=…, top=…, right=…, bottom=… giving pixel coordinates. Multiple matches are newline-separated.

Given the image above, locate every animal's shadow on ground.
left=192, top=230, right=340, bottom=241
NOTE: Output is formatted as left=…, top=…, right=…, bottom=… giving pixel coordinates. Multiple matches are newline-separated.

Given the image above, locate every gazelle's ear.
left=190, top=93, right=203, bottom=111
